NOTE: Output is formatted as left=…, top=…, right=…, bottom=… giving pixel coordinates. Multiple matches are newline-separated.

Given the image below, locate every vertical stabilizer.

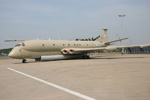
left=95, top=28, right=108, bottom=43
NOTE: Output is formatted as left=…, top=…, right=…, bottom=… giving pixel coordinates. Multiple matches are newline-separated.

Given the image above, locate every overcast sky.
left=0, top=0, right=150, bottom=49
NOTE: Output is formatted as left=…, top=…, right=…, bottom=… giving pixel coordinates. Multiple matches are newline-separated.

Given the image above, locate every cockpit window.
left=22, top=43, right=25, bottom=46
left=15, top=43, right=25, bottom=47
left=15, top=44, right=21, bottom=47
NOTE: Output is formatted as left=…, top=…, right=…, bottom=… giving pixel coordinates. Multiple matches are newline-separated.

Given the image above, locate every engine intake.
left=61, top=49, right=82, bottom=54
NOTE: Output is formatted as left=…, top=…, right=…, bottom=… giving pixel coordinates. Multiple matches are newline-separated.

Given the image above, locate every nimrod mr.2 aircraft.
left=7, top=28, right=150, bottom=63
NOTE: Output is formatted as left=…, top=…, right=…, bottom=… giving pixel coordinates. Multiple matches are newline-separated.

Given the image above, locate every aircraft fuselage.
left=9, top=40, right=105, bottom=59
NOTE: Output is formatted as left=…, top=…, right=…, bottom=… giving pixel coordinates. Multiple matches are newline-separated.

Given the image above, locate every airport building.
left=125, top=47, right=150, bottom=54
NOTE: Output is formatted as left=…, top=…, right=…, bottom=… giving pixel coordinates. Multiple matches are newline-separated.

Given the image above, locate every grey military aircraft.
left=7, top=28, right=150, bottom=63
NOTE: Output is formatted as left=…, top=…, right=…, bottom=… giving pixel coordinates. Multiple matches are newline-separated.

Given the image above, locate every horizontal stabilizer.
left=105, top=38, right=128, bottom=45
left=5, top=40, right=25, bottom=42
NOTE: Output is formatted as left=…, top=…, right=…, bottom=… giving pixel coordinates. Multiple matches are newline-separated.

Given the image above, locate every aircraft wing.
left=61, top=44, right=150, bottom=54
left=61, top=47, right=122, bottom=54
left=115, top=44, right=150, bottom=49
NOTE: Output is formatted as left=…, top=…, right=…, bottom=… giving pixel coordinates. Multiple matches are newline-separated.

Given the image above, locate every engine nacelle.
left=62, top=49, right=70, bottom=54
left=61, top=49, right=83, bottom=55
left=69, top=49, right=83, bottom=54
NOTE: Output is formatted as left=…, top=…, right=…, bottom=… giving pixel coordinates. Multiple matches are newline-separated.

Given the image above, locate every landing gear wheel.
left=86, top=55, right=90, bottom=59
left=22, top=59, right=27, bottom=63
left=82, top=55, right=90, bottom=59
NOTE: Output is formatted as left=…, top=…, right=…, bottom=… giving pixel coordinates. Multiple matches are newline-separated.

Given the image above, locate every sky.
left=0, top=0, right=150, bottom=49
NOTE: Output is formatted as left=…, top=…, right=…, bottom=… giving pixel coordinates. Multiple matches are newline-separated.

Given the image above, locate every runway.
left=0, top=54, right=150, bottom=100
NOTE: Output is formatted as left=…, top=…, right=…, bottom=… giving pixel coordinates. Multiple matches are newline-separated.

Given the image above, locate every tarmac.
left=0, top=54, right=150, bottom=100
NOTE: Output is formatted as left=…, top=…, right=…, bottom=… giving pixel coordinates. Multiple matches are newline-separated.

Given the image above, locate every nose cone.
left=8, top=51, right=15, bottom=58
left=8, top=48, right=22, bottom=59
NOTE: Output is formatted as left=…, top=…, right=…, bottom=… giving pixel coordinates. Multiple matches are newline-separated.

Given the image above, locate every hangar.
left=125, top=47, right=150, bottom=54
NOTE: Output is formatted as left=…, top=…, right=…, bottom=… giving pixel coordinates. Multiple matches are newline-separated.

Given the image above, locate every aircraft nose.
left=8, top=51, right=15, bottom=58
left=8, top=48, right=22, bottom=58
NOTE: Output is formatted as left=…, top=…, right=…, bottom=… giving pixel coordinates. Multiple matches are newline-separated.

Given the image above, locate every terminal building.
left=125, top=47, right=150, bottom=54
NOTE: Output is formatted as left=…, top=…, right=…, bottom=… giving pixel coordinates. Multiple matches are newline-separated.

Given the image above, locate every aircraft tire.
left=82, top=55, right=90, bottom=59
left=22, top=59, right=27, bottom=63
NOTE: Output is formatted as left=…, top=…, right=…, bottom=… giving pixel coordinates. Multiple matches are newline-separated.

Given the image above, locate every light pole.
left=118, top=14, right=126, bottom=54
left=118, top=14, right=126, bottom=36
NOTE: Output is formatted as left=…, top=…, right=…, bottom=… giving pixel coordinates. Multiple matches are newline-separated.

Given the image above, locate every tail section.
left=95, top=28, right=128, bottom=45
left=95, top=28, right=108, bottom=43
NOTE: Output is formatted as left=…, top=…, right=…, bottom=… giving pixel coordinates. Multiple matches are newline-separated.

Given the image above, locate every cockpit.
left=15, top=43, right=25, bottom=47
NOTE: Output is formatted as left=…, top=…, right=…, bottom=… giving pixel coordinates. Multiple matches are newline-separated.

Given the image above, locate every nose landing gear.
left=22, top=59, right=27, bottom=63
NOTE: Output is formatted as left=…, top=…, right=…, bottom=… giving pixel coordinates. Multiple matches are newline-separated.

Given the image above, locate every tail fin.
left=95, top=28, right=108, bottom=43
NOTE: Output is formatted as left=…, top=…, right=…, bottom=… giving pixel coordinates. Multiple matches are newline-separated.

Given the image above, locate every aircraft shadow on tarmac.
left=90, top=56, right=144, bottom=59
left=13, top=56, right=145, bottom=64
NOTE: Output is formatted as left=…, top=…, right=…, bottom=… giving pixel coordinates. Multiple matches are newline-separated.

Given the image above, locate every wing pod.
left=41, top=55, right=83, bottom=61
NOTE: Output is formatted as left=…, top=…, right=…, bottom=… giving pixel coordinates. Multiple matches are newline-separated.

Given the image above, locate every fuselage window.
left=87, top=44, right=88, bottom=46
left=63, top=44, right=65, bottom=46
left=42, top=44, right=44, bottom=46
left=53, top=44, right=55, bottom=46
left=74, top=44, right=75, bottom=46
left=68, top=44, right=70, bottom=46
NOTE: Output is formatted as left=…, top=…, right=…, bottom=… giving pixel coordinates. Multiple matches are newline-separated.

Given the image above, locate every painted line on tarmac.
left=8, top=67, right=96, bottom=100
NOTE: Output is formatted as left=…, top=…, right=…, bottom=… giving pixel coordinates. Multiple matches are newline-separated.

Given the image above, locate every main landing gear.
left=22, top=58, right=27, bottom=63
left=82, top=55, right=90, bottom=59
